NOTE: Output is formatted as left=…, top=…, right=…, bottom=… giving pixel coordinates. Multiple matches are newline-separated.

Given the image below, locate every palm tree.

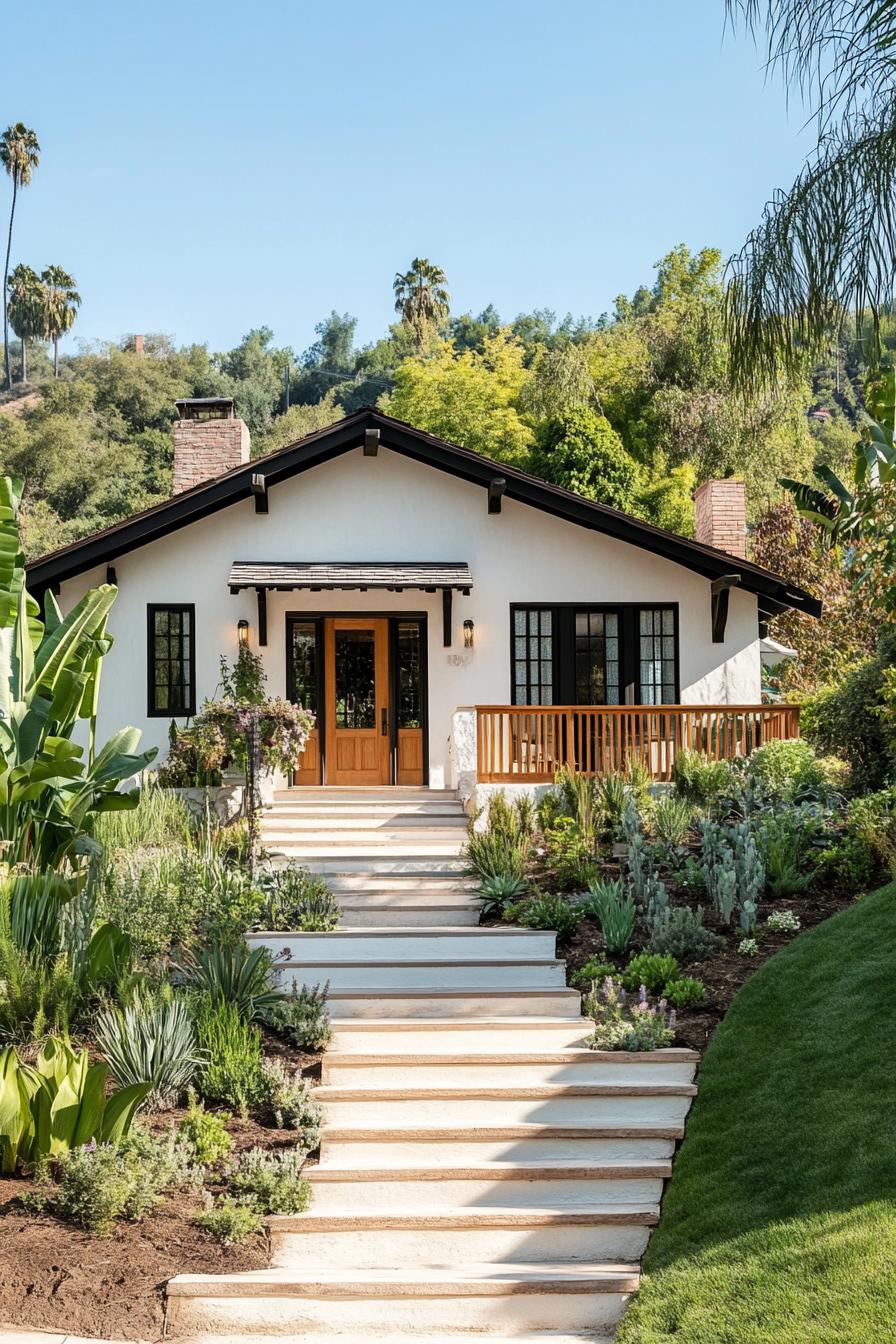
left=0, top=125, right=40, bottom=392
left=393, top=258, right=450, bottom=352
left=40, top=265, right=80, bottom=377
left=6, top=263, right=44, bottom=384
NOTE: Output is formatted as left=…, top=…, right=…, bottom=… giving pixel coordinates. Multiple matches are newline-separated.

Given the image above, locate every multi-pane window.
left=639, top=607, right=676, bottom=705
left=148, top=605, right=195, bottom=716
left=574, top=611, right=620, bottom=705
left=334, top=629, right=376, bottom=728
left=397, top=622, right=422, bottom=728
left=513, top=608, right=553, bottom=705
left=289, top=622, right=318, bottom=711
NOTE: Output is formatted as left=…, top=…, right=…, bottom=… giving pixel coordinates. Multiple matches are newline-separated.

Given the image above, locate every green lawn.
left=617, top=883, right=896, bottom=1344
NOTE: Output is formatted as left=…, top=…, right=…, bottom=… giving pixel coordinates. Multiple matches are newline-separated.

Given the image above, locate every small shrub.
left=754, top=807, right=820, bottom=898
left=570, top=956, right=617, bottom=990
left=178, top=942, right=281, bottom=1022
left=663, top=976, right=705, bottom=1008
left=622, top=952, right=679, bottom=995
left=94, top=987, right=203, bottom=1112
left=465, top=792, right=533, bottom=883
left=197, top=857, right=267, bottom=945
left=819, top=834, right=877, bottom=888
left=747, top=739, right=840, bottom=804
left=195, top=997, right=266, bottom=1115
left=624, top=756, right=654, bottom=811
left=595, top=772, right=627, bottom=840
left=542, top=815, right=598, bottom=890
left=671, top=748, right=734, bottom=807
left=738, top=937, right=759, bottom=956
left=504, top=892, right=581, bottom=941
left=766, top=908, right=801, bottom=933
left=579, top=877, right=636, bottom=954
left=478, top=871, right=529, bottom=916
left=227, top=1146, right=312, bottom=1214
left=197, top=1196, right=263, bottom=1246
left=845, top=786, right=896, bottom=876
left=553, top=766, right=600, bottom=845
left=177, top=1096, right=233, bottom=1166
left=265, top=980, right=332, bottom=1051
left=260, top=1058, right=322, bottom=1146
left=651, top=795, right=695, bottom=848
left=258, top=866, right=340, bottom=931
left=645, top=904, right=724, bottom=961
left=584, top=979, right=675, bottom=1051
left=801, top=631, right=896, bottom=792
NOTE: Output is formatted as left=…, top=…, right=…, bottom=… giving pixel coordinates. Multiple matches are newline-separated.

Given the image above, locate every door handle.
left=381, top=707, right=388, bottom=736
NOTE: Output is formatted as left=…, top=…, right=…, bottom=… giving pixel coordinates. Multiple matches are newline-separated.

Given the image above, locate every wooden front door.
left=325, top=618, right=391, bottom=785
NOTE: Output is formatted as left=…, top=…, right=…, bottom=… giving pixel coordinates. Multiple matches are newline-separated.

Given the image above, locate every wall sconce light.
left=463, top=619, right=474, bottom=649
left=237, top=619, right=250, bottom=648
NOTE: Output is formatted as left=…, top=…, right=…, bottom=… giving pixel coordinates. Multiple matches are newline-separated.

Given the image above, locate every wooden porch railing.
left=475, top=704, right=801, bottom=784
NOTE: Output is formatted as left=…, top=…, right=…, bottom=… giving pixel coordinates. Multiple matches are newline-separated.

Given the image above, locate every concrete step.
left=247, top=928, right=555, bottom=962
left=320, top=1123, right=680, bottom=1166
left=260, top=836, right=467, bottom=853
left=306, top=1162, right=668, bottom=1211
left=273, top=787, right=459, bottom=800
left=324, top=874, right=474, bottom=892
left=329, top=1017, right=592, bottom=1053
left=323, top=987, right=582, bottom=1019
left=261, top=812, right=469, bottom=829
left=338, top=902, right=481, bottom=927
left=271, top=856, right=468, bottom=875
left=269, top=1206, right=659, bottom=1267
left=166, top=1262, right=638, bottom=1334
left=315, top=1081, right=696, bottom=1126
left=321, top=1048, right=699, bottom=1088
left=274, top=959, right=568, bottom=991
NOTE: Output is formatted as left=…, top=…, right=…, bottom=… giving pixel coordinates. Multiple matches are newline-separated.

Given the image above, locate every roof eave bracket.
left=364, top=428, right=380, bottom=457
left=711, top=574, right=741, bottom=644
left=251, top=473, right=268, bottom=515
left=488, top=477, right=507, bottom=514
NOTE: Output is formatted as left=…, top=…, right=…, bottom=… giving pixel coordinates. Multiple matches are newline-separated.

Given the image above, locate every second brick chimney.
left=694, top=478, right=747, bottom=558
left=172, top=398, right=250, bottom=493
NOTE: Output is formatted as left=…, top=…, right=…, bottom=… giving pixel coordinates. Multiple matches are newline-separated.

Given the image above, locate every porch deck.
left=475, top=704, right=800, bottom=784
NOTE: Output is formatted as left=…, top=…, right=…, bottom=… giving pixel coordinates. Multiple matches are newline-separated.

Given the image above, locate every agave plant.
left=95, top=989, right=203, bottom=1112
left=477, top=871, right=529, bottom=917
left=0, top=477, right=155, bottom=869
left=176, top=942, right=282, bottom=1022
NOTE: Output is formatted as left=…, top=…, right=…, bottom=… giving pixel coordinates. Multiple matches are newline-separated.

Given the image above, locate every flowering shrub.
left=766, top=908, right=801, bottom=933
left=583, top=977, right=675, bottom=1051
left=738, top=937, right=759, bottom=956
left=201, top=697, right=314, bottom=777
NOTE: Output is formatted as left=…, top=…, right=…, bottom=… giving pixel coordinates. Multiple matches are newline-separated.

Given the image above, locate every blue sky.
left=5, top=0, right=814, bottom=358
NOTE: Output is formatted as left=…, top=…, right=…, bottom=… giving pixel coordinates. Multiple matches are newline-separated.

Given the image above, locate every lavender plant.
left=583, top=978, right=676, bottom=1052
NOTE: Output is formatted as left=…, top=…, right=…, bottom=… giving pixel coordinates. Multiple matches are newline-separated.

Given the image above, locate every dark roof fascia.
left=26, top=407, right=821, bottom=618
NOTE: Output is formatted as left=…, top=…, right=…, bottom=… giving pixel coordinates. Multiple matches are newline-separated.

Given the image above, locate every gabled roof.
left=25, top=407, right=820, bottom=621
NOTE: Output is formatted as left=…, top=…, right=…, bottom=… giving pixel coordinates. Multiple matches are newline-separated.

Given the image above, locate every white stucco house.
left=25, top=401, right=818, bottom=795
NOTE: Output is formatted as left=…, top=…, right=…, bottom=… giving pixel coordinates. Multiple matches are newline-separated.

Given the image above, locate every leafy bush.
left=622, top=952, right=679, bottom=995
left=258, top=866, right=339, bottom=931
left=97, top=846, right=205, bottom=961
left=738, top=937, right=760, bottom=956
left=195, top=998, right=266, bottom=1115
left=552, top=766, right=600, bottom=845
left=754, top=807, right=820, bottom=897
left=265, top=980, right=331, bottom=1052
left=595, top=772, right=627, bottom=840
left=651, top=795, right=695, bottom=847
left=801, top=629, right=896, bottom=792
left=478, top=872, right=529, bottom=916
left=584, top=979, right=675, bottom=1051
left=0, top=939, right=83, bottom=1043
left=766, top=908, right=801, bottom=933
left=570, top=956, right=617, bottom=990
left=504, top=892, right=581, bottom=941
left=178, top=943, right=281, bottom=1022
left=0, top=1038, right=149, bottom=1172
left=196, top=855, right=266, bottom=944
left=845, top=786, right=896, bottom=876
left=197, top=1196, right=263, bottom=1245
left=671, top=748, right=735, bottom=807
left=747, top=739, right=844, bottom=804
left=24, top=1143, right=154, bottom=1237
left=662, top=975, right=705, bottom=1008
left=542, top=815, right=598, bottom=890
left=177, top=1096, right=233, bottom=1166
left=818, top=833, right=877, bottom=889
left=645, top=903, right=724, bottom=961
left=579, top=877, right=636, bottom=954
left=260, top=1059, right=322, bottom=1145
left=227, top=1146, right=312, bottom=1214
left=466, top=792, right=534, bottom=883
left=95, top=988, right=203, bottom=1112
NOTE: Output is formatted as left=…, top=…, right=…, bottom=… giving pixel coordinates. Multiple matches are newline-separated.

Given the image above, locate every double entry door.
left=288, top=615, right=425, bottom=786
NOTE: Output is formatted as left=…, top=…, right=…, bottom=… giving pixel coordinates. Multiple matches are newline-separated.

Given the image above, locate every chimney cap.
left=175, top=397, right=236, bottom=421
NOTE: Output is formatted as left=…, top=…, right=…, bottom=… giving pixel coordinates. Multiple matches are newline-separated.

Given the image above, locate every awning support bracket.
left=256, top=586, right=268, bottom=646
left=711, top=574, right=741, bottom=644
left=442, top=588, right=452, bottom=647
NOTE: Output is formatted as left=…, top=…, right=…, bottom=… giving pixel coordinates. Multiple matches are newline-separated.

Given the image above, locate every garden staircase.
left=167, top=788, right=699, bottom=1342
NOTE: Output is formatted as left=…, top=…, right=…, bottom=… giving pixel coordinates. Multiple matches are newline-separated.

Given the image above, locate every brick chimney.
left=694, top=478, right=747, bottom=558
left=172, top=398, right=250, bottom=493
left=133, top=334, right=144, bottom=355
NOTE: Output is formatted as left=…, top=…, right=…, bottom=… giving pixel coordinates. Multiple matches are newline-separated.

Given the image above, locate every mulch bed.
left=0, top=1036, right=321, bottom=1342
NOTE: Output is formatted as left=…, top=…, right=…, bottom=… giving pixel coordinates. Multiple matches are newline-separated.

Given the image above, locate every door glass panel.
left=639, top=607, right=676, bottom=705
left=397, top=622, right=421, bottom=728
left=513, top=608, right=553, bottom=705
left=289, top=622, right=318, bottom=710
left=335, top=629, right=376, bottom=728
left=574, top=610, right=620, bottom=705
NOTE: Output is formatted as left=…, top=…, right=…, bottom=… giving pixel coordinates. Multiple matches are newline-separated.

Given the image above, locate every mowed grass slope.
left=618, top=883, right=896, bottom=1344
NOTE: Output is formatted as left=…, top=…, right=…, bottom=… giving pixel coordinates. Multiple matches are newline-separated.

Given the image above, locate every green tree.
left=40, top=266, right=80, bottom=377
left=532, top=408, right=640, bottom=510
left=382, top=332, right=533, bottom=465
left=0, top=124, right=40, bottom=391
left=6, top=263, right=43, bottom=383
left=520, top=345, right=597, bottom=421
left=393, top=258, right=450, bottom=352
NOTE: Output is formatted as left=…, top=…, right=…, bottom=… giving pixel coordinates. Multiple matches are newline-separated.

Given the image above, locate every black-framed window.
left=510, top=604, right=679, bottom=706
left=513, top=608, right=554, bottom=705
left=148, top=605, right=195, bottom=716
